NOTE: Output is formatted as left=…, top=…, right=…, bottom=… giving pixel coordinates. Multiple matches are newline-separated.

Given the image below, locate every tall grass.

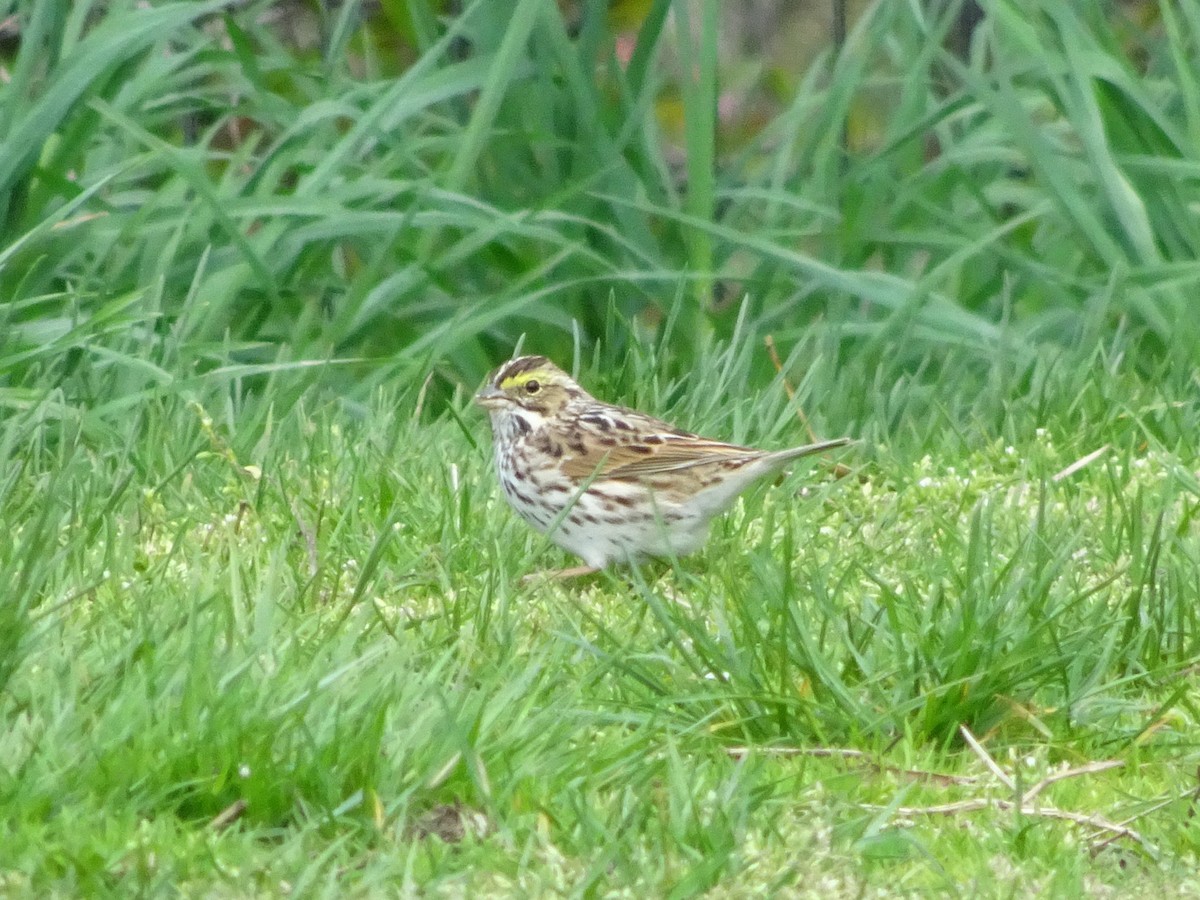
left=2, top=0, right=1197, bottom=422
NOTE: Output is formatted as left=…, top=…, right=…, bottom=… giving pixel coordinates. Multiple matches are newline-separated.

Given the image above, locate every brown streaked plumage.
left=475, top=355, right=852, bottom=570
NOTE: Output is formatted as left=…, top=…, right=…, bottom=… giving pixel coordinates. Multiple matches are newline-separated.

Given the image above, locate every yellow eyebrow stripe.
left=500, top=371, right=540, bottom=390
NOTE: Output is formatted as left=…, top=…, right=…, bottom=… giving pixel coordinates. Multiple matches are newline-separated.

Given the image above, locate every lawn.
left=2, top=337, right=1198, bottom=895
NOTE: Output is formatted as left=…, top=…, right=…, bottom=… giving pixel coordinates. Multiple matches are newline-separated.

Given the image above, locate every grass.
left=3, top=0, right=1200, bottom=893
left=4, top=0, right=1200, bottom=402
left=1, top=333, right=1198, bottom=895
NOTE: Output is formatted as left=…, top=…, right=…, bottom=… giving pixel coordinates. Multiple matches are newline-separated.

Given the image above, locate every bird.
left=474, top=355, right=852, bottom=573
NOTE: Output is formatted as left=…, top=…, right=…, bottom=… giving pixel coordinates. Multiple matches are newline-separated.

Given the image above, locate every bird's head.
left=474, top=355, right=585, bottom=421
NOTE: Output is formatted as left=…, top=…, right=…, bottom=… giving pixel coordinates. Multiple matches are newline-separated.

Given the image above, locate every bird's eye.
left=524, top=380, right=541, bottom=394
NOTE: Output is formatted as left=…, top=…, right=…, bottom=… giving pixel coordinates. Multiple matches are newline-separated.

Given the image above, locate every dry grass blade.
left=1088, top=786, right=1199, bottom=855
left=763, top=334, right=814, bottom=440
left=1020, top=760, right=1124, bottom=805
left=209, top=799, right=248, bottom=831
left=763, top=334, right=855, bottom=478
left=959, top=725, right=1015, bottom=790
left=863, top=729, right=1154, bottom=857
left=1052, top=444, right=1112, bottom=482
left=877, top=797, right=1156, bottom=857
left=726, top=745, right=980, bottom=786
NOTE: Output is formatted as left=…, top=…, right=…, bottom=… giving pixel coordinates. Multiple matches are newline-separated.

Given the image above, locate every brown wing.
left=559, top=407, right=760, bottom=480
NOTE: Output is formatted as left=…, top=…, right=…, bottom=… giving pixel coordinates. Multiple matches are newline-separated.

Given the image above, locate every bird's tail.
left=769, top=437, right=855, bottom=465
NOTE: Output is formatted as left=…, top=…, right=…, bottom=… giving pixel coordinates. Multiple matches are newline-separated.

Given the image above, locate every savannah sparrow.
left=475, top=355, right=851, bottom=570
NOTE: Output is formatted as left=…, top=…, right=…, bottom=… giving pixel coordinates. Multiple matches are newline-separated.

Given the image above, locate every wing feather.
left=560, top=426, right=760, bottom=481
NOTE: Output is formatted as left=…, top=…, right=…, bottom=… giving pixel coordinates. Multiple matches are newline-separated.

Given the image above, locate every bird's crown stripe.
left=496, top=355, right=551, bottom=387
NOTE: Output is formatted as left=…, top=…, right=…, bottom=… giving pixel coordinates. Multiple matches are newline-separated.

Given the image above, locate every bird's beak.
left=474, top=385, right=505, bottom=408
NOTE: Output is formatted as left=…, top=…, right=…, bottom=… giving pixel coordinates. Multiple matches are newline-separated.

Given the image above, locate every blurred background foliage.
left=0, top=0, right=1195, bottom=420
